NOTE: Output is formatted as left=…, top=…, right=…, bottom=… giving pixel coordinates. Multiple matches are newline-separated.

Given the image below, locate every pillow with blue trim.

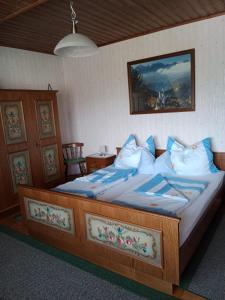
left=114, top=135, right=141, bottom=169
left=138, top=136, right=155, bottom=174
left=167, top=137, right=218, bottom=175
left=153, top=151, right=175, bottom=175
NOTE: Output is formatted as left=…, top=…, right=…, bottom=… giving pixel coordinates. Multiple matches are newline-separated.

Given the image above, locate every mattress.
left=55, top=170, right=224, bottom=246
left=179, top=171, right=224, bottom=245
left=97, top=171, right=225, bottom=246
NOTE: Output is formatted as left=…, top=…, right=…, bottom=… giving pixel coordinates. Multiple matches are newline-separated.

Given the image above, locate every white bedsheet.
left=179, top=171, right=224, bottom=245
left=55, top=170, right=224, bottom=246
left=97, top=171, right=225, bottom=246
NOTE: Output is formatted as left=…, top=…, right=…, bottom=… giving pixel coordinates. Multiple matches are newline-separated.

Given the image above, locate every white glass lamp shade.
left=54, top=32, right=98, bottom=57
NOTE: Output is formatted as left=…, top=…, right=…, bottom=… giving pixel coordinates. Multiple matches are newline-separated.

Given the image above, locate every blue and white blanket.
left=135, top=174, right=208, bottom=202
left=54, top=166, right=137, bottom=198
left=112, top=174, right=208, bottom=216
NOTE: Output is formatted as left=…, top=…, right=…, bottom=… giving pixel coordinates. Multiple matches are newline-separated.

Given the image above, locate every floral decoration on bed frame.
left=25, top=198, right=75, bottom=234
left=86, top=213, right=162, bottom=266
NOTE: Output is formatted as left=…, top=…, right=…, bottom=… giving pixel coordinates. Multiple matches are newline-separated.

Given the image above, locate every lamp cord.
left=70, top=1, right=78, bottom=33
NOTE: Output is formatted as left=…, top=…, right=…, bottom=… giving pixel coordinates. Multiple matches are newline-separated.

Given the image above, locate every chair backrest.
left=62, top=143, right=84, bottom=160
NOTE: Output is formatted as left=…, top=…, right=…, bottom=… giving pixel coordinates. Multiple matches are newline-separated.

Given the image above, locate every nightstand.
left=86, top=154, right=116, bottom=173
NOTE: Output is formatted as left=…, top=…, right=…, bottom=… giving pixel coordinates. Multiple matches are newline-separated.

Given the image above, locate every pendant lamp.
left=54, top=1, right=98, bottom=58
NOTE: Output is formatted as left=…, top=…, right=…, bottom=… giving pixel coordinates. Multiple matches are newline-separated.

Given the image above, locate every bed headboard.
left=116, top=147, right=225, bottom=171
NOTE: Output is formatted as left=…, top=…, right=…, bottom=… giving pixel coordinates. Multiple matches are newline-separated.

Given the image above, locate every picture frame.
left=41, top=144, right=60, bottom=182
left=8, top=150, right=33, bottom=193
left=0, top=100, right=27, bottom=144
left=36, top=100, right=56, bottom=139
left=127, top=49, right=195, bottom=114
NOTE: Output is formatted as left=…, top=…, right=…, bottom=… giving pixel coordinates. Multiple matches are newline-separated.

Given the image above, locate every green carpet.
left=0, top=225, right=175, bottom=299
left=1, top=211, right=222, bottom=299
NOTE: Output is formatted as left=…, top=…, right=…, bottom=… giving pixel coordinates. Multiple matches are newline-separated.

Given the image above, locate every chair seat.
left=64, top=157, right=86, bottom=165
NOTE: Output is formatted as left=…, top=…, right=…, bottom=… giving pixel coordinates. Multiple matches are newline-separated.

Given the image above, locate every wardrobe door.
left=0, top=90, right=33, bottom=212
left=0, top=90, right=65, bottom=215
left=31, top=91, right=64, bottom=188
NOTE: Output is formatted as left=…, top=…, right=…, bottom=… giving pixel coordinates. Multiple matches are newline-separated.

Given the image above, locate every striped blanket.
left=53, top=167, right=137, bottom=198
left=112, top=174, right=208, bottom=216
left=77, top=167, right=137, bottom=184
left=135, top=174, right=208, bottom=202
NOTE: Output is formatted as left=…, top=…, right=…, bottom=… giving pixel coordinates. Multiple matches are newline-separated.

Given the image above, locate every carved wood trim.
left=0, top=0, right=49, bottom=24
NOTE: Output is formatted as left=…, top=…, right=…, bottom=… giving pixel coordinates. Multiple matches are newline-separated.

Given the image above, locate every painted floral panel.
left=25, top=197, right=75, bottom=234
left=9, top=151, right=32, bottom=193
left=42, top=144, right=60, bottom=182
left=86, top=213, right=162, bottom=266
left=36, top=100, right=56, bottom=138
left=1, top=101, right=27, bottom=144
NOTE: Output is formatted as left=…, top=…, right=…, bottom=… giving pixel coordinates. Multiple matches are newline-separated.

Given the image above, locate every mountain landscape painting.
left=128, top=49, right=195, bottom=114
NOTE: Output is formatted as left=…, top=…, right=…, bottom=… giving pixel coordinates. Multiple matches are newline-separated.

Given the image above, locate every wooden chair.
left=62, top=143, right=86, bottom=180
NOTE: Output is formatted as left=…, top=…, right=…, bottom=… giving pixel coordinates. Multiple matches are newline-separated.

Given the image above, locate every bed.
left=18, top=148, right=225, bottom=296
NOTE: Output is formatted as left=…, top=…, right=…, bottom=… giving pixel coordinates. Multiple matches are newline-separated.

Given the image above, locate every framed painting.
left=8, top=150, right=33, bottom=193
left=42, top=144, right=60, bottom=182
left=127, top=49, right=195, bottom=114
left=0, top=101, right=27, bottom=144
left=36, top=100, right=56, bottom=139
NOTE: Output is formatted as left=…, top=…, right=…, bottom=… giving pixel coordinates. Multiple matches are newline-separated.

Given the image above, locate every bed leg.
left=173, top=286, right=206, bottom=299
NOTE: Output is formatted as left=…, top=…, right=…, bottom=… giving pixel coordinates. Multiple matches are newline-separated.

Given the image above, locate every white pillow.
left=138, top=136, right=155, bottom=174
left=153, top=151, right=175, bottom=175
left=114, top=135, right=141, bottom=169
left=167, top=137, right=218, bottom=175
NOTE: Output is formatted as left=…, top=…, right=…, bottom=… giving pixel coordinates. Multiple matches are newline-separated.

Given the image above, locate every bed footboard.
left=19, top=186, right=180, bottom=295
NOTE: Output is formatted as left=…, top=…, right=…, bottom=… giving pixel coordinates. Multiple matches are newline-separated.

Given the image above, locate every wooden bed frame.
left=18, top=149, right=225, bottom=296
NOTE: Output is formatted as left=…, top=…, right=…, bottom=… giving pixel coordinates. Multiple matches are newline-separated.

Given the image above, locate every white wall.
left=1, top=16, right=225, bottom=155
left=0, top=46, right=70, bottom=141
left=62, top=15, right=225, bottom=154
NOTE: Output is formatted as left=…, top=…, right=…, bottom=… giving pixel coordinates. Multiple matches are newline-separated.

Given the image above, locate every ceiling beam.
left=0, top=0, right=49, bottom=24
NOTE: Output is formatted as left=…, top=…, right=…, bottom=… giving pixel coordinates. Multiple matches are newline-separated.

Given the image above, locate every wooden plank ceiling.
left=0, top=0, right=225, bottom=55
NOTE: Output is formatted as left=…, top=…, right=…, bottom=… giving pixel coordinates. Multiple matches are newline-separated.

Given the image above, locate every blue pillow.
left=114, top=135, right=141, bottom=169
left=167, top=137, right=218, bottom=175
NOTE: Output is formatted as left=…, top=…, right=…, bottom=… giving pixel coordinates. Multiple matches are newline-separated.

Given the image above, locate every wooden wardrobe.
left=0, top=89, right=65, bottom=217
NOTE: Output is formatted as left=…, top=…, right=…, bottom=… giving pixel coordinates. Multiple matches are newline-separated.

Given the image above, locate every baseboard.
left=0, top=204, right=20, bottom=219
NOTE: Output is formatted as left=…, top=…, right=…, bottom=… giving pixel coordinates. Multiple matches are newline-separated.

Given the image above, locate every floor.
left=0, top=213, right=28, bottom=235
left=0, top=212, right=205, bottom=300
